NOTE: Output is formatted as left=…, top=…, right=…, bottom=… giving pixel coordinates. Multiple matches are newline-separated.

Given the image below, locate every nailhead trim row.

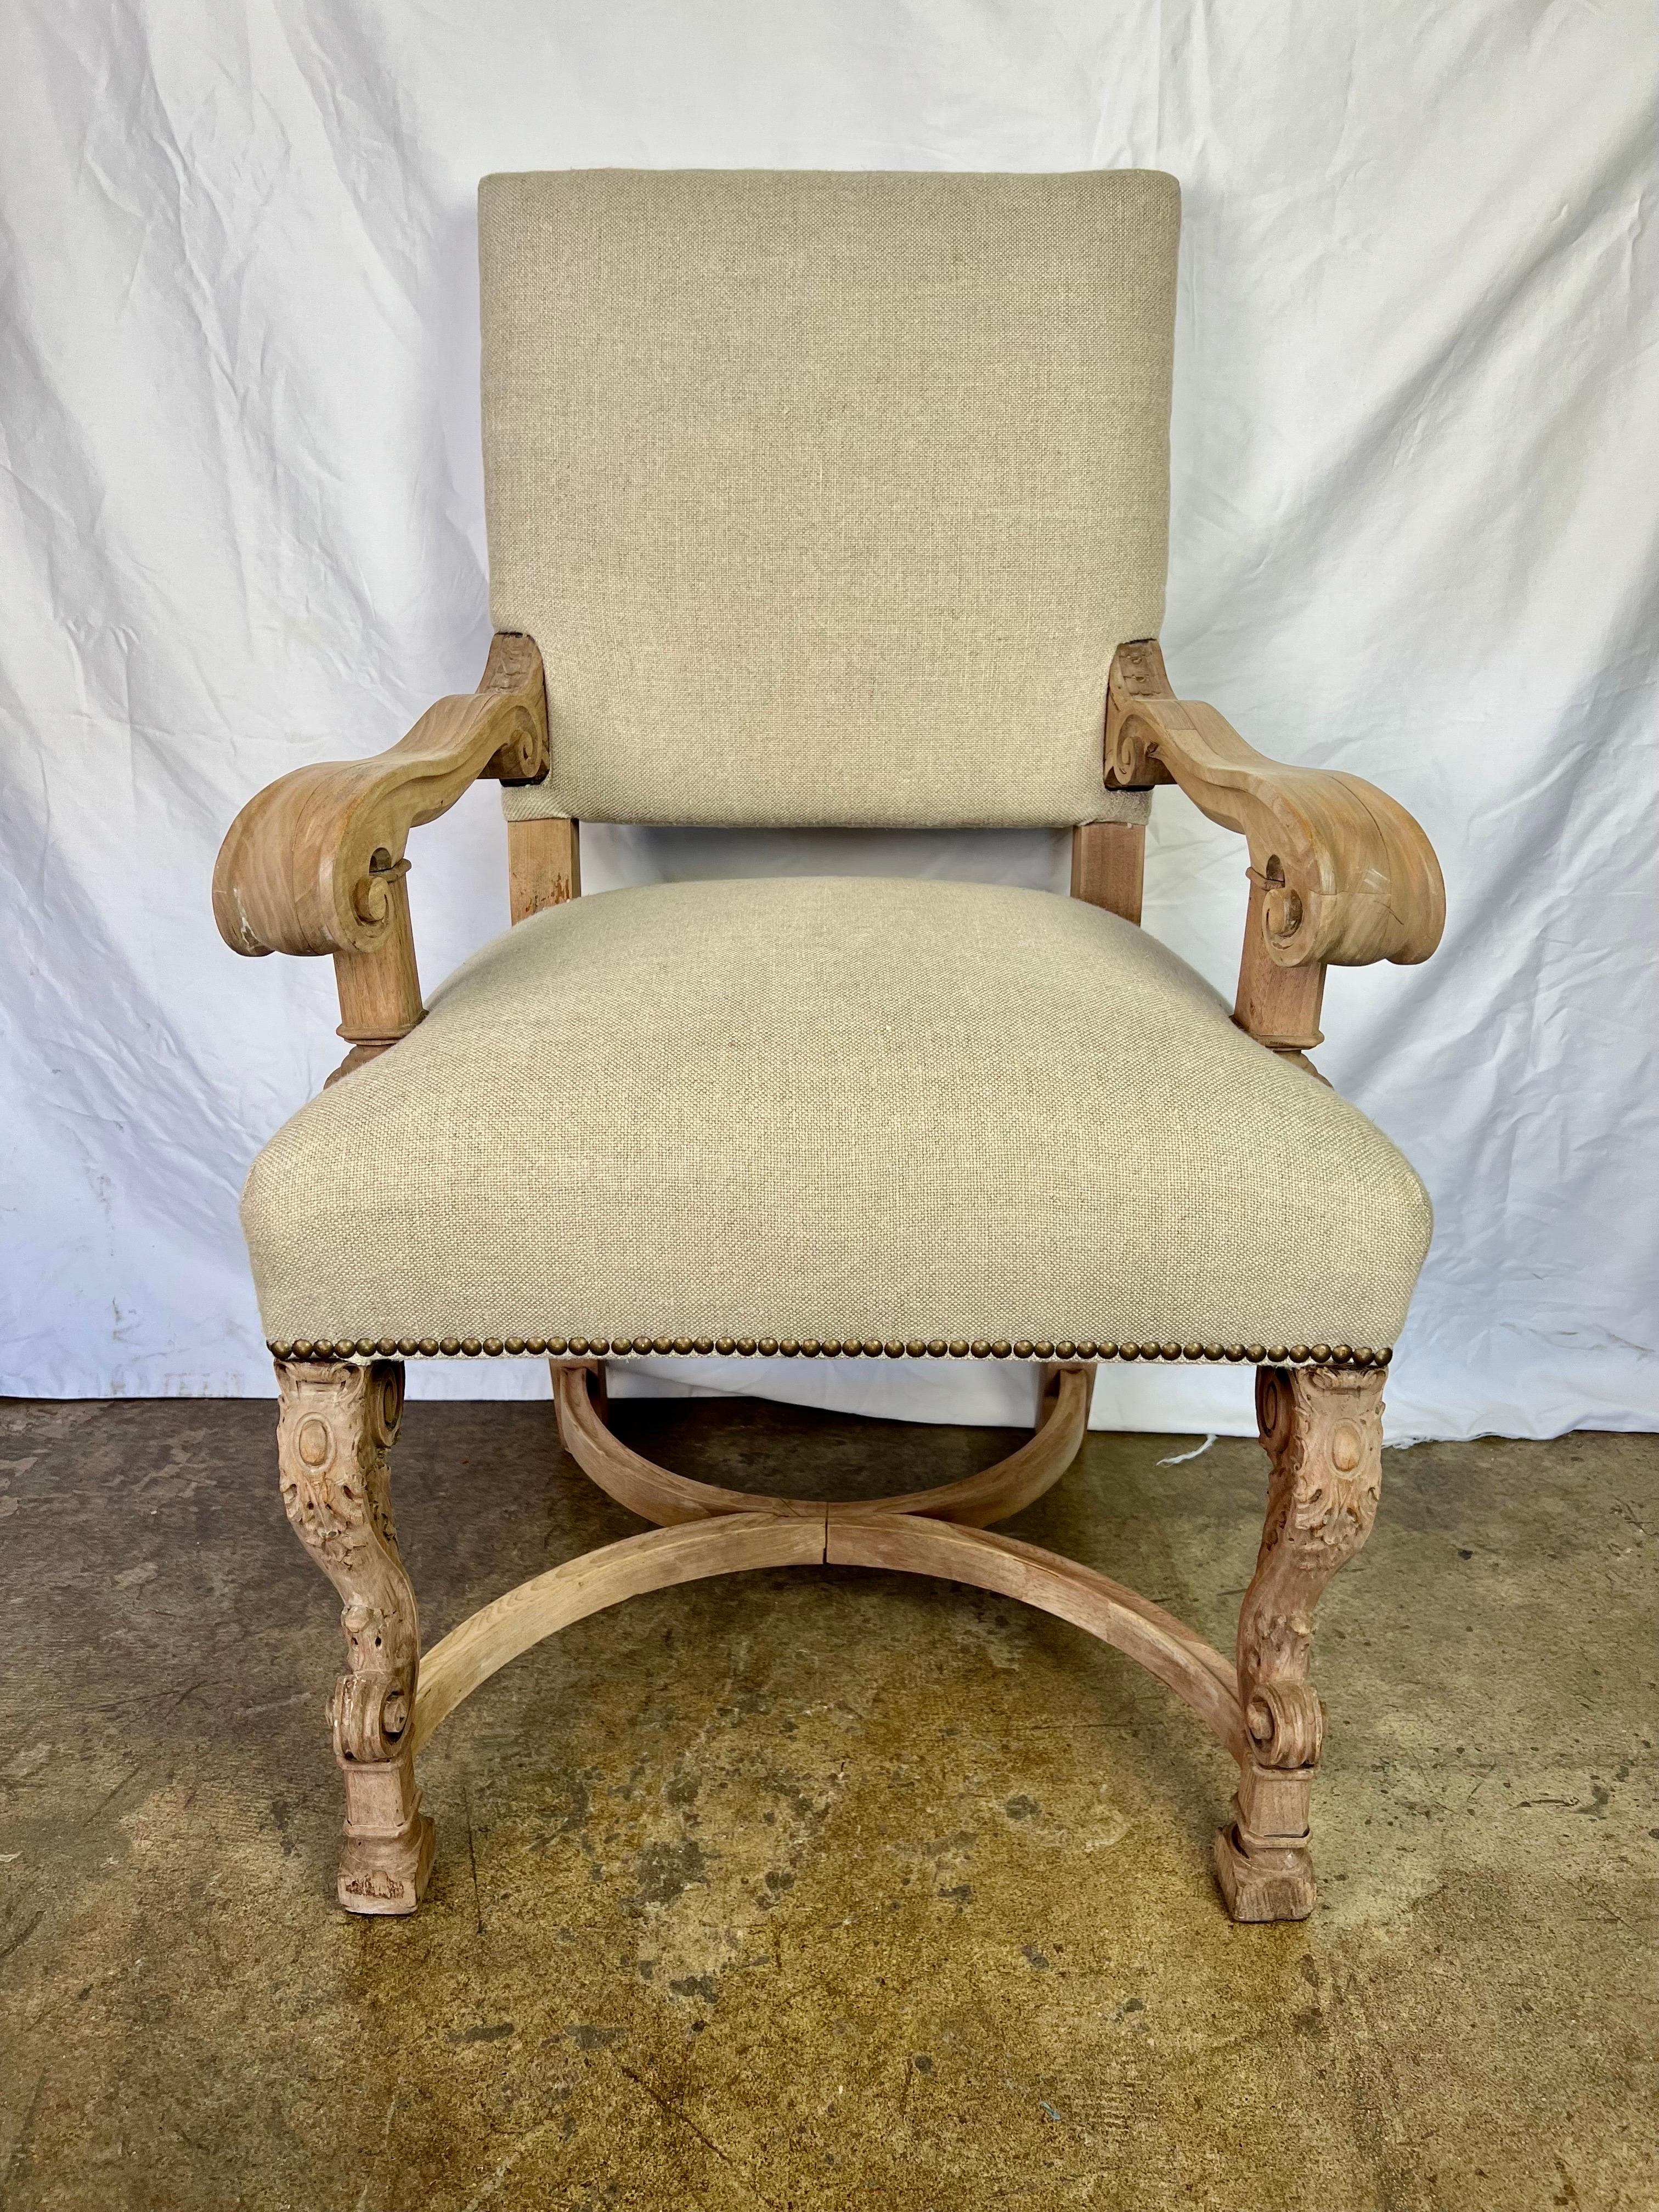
left=266, top=1335, right=1391, bottom=1369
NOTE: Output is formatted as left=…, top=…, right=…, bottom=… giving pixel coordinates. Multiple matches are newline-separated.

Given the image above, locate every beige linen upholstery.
left=479, top=168, right=1180, bottom=829
left=242, top=878, right=1431, bottom=1350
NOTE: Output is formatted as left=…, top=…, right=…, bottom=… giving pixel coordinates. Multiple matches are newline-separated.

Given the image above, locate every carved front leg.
left=276, top=1359, right=435, bottom=1914
left=1215, top=1364, right=1384, bottom=1922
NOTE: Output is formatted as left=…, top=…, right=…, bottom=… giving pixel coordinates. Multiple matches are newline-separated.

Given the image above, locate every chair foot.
left=1212, top=1804, right=1316, bottom=1923
left=338, top=1748, right=435, bottom=1915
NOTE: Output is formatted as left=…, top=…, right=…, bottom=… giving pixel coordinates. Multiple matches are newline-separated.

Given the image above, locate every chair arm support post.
left=1233, top=870, right=1326, bottom=1054
left=333, top=860, right=424, bottom=1045
left=1104, top=640, right=1445, bottom=982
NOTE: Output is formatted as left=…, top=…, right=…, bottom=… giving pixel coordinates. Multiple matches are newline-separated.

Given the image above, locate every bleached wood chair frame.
left=215, top=631, right=1443, bottom=1923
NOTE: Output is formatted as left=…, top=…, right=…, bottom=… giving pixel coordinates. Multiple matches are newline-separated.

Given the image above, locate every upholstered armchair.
left=213, top=170, right=1444, bottom=1925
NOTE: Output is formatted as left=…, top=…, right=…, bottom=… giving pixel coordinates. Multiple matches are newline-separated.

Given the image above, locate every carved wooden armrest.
left=1105, top=641, right=1446, bottom=1060
left=213, top=633, right=548, bottom=1079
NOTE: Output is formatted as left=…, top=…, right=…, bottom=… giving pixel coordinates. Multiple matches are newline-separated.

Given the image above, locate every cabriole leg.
left=275, top=1358, right=435, bottom=1914
left=1215, top=1363, right=1384, bottom=1922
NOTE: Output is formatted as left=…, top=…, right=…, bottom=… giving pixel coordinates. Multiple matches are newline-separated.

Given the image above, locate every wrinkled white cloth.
left=2, top=0, right=1654, bottom=1441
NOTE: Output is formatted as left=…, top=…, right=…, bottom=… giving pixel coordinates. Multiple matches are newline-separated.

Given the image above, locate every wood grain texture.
left=552, top=1359, right=1093, bottom=1530
left=1214, top=1363, right=1385, bottom=1922
left=418, top=1372, right=1241, bottom=1767
left=1105, top=639, right=1444, bottom=969
left=554, top=1362, right=821, bottom=1525
left=1070, top=820, right=1145, bottom=924
left=825, top=1511, right=1245, bottom=1758
left=508, top=815, right=581, bottom=923
left=411, top=1513, right=828, bottom=1753
left=1232, top=867, right=1326, bottom=1053
left=213, top=631, right=549, bottom=961
left=331, top=859, right=422, bottom=1045
left=274, top=1358, right=433, bottom=1912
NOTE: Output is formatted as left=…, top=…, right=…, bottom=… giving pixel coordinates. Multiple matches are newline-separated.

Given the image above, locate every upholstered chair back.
left=480, top=168, right=1180, bottom=830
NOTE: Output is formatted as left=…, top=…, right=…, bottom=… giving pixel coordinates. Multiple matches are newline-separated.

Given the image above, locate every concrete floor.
left=0, top=1393, right=1654, bottom=2211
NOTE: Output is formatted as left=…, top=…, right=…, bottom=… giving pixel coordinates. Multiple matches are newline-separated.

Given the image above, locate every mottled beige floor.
left=1, top=1393, right=1654, bottom=2210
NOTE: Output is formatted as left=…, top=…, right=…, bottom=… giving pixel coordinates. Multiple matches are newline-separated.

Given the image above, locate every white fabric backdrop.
left=2, top=0, right=1655, bottom=1442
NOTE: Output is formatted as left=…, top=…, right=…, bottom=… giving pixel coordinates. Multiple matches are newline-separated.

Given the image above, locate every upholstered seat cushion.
left=241, top=877, right=1431, bottom=1353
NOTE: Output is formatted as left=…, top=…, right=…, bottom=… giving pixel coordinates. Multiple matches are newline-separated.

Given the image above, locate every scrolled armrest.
left=1105, top=641, right=1444, bottom=968
left=213, top=633, right=548, bottom=960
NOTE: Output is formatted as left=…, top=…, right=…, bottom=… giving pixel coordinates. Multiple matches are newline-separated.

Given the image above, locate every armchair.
left=215, top=167, right=1444, bottom=1926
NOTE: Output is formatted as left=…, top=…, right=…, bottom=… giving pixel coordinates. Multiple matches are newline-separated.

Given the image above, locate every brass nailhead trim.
left=267, top=1334, right=1393, bottom=1369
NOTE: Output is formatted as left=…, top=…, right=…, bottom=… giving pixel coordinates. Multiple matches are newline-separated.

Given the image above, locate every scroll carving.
left=1238, top=1364, right=1383, bottom=1764
left=276, top=1359, right=418, bottom=1762
left=1104, top=639, right=1445, bottom=971
left=213, top=632, right=549, bottom=962
left=1214, top=1363, right=1384, bottom=1921
left=276, top=1358, right=433, bottom=1911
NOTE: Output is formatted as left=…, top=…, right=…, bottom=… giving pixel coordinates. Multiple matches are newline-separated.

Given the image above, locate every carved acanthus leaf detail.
left=275, top=1359, right=420, bottom=1764
left=1237, top=1364, right=1384, bottom=1770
